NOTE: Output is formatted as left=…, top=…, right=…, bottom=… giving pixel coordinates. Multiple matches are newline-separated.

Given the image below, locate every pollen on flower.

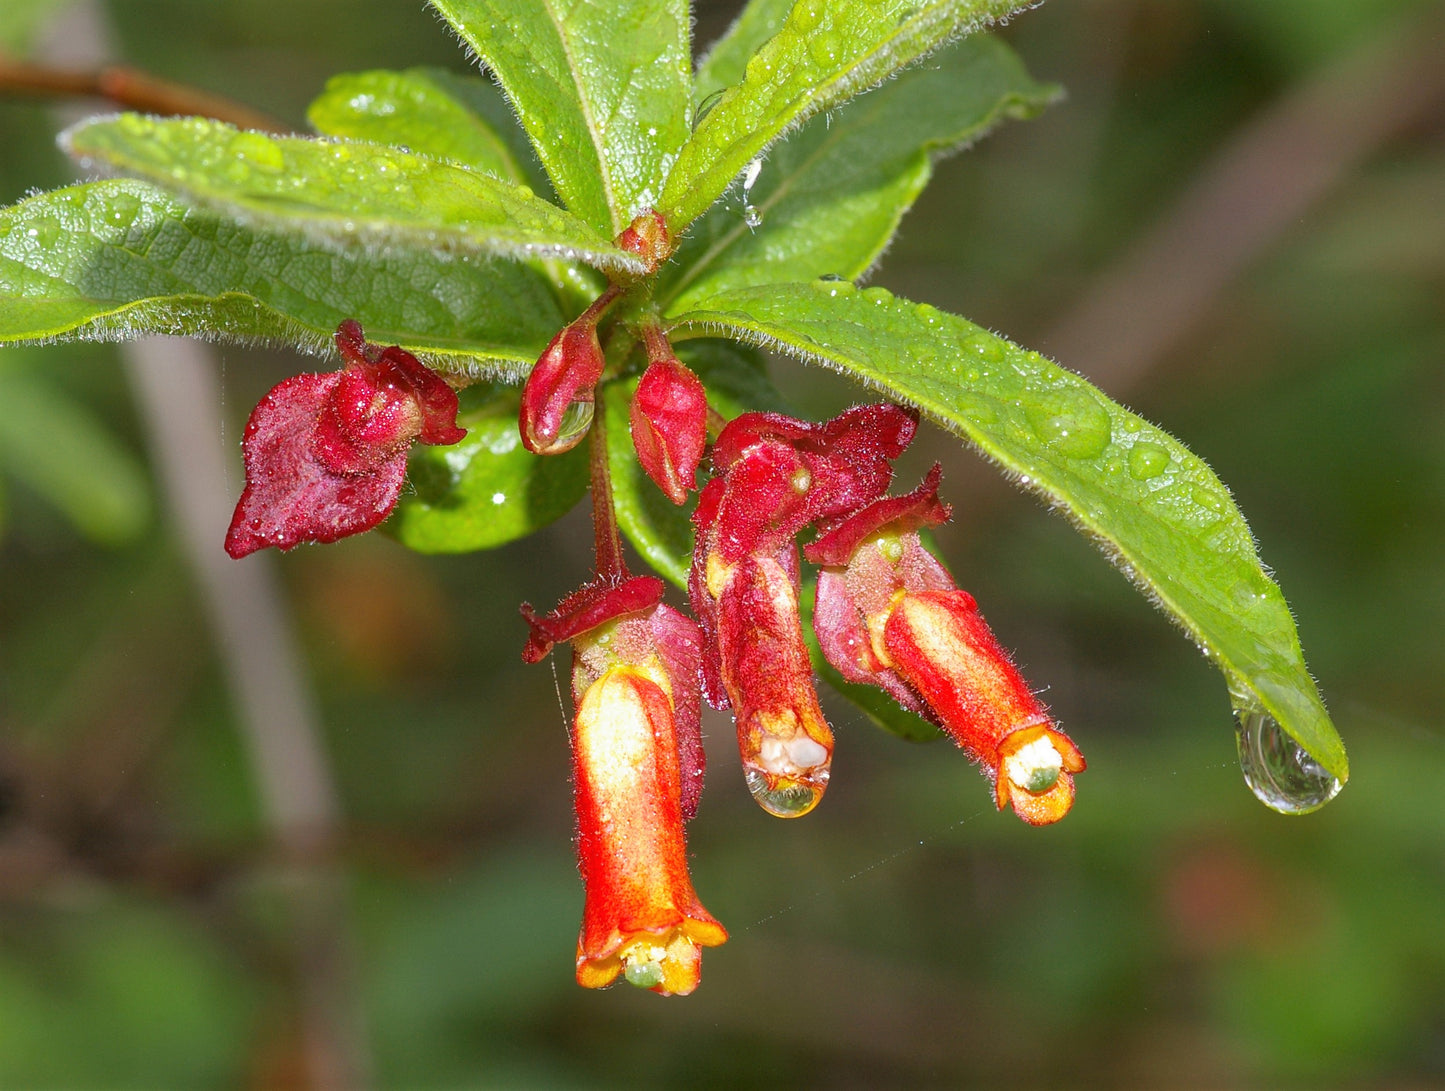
left=1004, top=735, right=1064, bottom=794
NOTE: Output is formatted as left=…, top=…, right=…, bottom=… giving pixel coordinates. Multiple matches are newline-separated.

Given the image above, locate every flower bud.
left=519, top=317, right=606, bottom=455
left=631, top=355, right=708, bottom=504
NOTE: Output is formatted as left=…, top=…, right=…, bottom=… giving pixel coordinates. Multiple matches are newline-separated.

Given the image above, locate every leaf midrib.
left=539, top=0, right=622, bottom=233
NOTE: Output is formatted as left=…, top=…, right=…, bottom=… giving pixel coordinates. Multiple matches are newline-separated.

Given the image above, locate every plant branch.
left=0, top=56, right=288, bottom=131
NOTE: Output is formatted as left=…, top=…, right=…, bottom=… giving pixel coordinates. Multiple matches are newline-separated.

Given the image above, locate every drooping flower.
left=690, top=404, right=917, bottom=817
left=807, top=467, right=1086, bottom=825
left=225, top=320, right=465, bottom=558
left=521, top=576, right=724, bottom=993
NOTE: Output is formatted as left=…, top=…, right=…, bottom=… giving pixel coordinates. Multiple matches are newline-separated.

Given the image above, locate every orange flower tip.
left=579, top=931, right=718, bottom=997
left=993, top=726, right=1085, bottom=826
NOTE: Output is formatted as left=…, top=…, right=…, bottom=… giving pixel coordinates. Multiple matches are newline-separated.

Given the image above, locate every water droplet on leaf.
left=742, top=204, right=763, bottom=228
left=1127, top=441, right=1170, bottom=480
left=1235, top=707, right=1341, bottom=814
left=1025, top=389, right=1112, bottom=459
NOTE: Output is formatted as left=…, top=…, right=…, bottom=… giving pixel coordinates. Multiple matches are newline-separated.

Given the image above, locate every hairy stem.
left=588, top=395, right=627, bottom=581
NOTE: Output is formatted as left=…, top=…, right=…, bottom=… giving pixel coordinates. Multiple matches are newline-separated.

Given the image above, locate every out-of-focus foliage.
left=0, top=0, right=1441, bottom=1087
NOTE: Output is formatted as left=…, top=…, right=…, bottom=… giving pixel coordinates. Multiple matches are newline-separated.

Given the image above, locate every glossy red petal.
left=573, top=666, right=726, bottom=994
left=716, top=552, right=834, bottom=818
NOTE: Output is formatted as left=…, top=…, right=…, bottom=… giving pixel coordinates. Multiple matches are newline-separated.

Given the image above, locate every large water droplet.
left=742, top=204, right=763, bottom=228
left=1127, top=441, right=1170, bottom=480
left=744, top=768, right=826, bottom=818
left=227, top=131, right=285, bottom=173
left=1235, top=707, right=1341, bottom=814
left=551, top=399, right=594, bottom=452
left=1025, top=389, right=1112, bottom=459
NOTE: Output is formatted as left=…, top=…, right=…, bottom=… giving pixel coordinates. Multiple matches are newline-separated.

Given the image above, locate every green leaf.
left=305, top=68, right=606, bottom=314
left=671, top=281, right=1348, bottom=781
left=307, top=68, right=542, bottom=186
left=800, top=581, right=943, bottom=742
left=389, top=388, right=589, bottom=553
left=0, top=180, right=563, bottom=376
left=606, top=339, right=787, bottom=586
left=693, top=0, right=797, bottom=105
left=0, top=357, right=151, bottom=544
left=62, top=115, right=643, bottom=277
left=429, top=0, right=693, bottom=236
left=662, top=36, right=1057, bottom=314
left=659, top=0, right=1034, bottom=231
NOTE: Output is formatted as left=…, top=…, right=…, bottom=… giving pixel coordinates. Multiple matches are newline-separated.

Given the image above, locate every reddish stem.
left=0, top=57, right=288, bottom=132
left=588, top=391, right=627, bottom=582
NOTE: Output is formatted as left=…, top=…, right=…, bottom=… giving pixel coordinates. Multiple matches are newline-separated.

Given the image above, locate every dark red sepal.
left=225, top=373, right=410, bottom=557
left=520, top=575, right=666, bottom=663
left=806, top=464, right=950, bottom=566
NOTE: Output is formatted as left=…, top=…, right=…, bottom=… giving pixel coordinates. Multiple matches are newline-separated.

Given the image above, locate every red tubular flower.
left=521, top=576, right=724, bottom=992
left=807, top=468, right=1086, bottom=825
left=225, top=320, right=465, bottom=558
left=571, top=663, right=726, bottom=994
left=690, top=404, right=917, bottom=817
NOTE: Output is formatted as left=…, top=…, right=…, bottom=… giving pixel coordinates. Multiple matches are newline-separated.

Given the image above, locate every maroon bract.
left=225, top=321, right=464, bottom=558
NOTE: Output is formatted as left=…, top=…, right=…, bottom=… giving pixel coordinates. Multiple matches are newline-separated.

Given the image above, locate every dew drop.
left=790, top=0, right=824, bottom=30
left=807, top=32, right=841, bottom=66
left=744, top=769, right=826, bottom=818
left=1024, top=389, right=1112, bottom=459
left=1127, top=441, right=1170, bottom=480
left=742, top=204, right=763, bottom=228
left=548, top=399, right=595, bottom=452
left=1234, top=707, right=1341, bottom=814
left=623, top=953, right=665, bottom=990
left=227, top=131, right=285, bottom=173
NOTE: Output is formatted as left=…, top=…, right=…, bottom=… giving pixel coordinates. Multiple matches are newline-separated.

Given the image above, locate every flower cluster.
left=223, top=213, right=1084, bottom=997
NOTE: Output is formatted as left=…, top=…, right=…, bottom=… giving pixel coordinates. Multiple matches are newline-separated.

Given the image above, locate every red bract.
left=522, top=575, right=722, bottom=992
left=224, top=320, right=464, bottom=558
left=807, top=468, right=1086, bottom=825
left=631, top=355, right=708, bottom=504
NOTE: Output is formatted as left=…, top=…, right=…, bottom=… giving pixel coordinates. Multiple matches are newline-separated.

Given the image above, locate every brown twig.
left=0, top=57, right=289, bottom=131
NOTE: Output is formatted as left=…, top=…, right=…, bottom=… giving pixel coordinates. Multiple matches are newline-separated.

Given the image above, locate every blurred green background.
left=1, top=0, right=1443, bottom=1087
